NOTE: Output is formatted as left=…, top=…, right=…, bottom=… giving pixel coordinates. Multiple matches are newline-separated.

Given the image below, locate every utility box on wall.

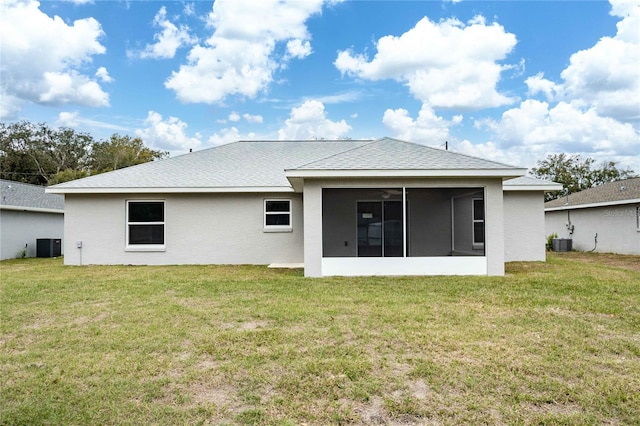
left=37, top=238, right=62, bottom=257
left=552, top=238, right=572, bottom=252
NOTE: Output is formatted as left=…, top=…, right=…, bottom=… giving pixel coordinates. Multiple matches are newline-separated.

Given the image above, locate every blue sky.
left=1, top=0, right=638, bottom=171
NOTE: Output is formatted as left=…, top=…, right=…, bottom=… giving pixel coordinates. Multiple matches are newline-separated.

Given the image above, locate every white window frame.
left=472, top=197, right=485, bottom=249
left=264, top=199, right=292, bottom=232
left=637, top=206, right=640, bottom=232
left=125, top=200, right=166, bottom=251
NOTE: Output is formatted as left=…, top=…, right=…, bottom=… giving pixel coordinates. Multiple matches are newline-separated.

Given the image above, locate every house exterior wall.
left=302, top=177, right=505, bottom=277
left=0, top=209, right=64, bottom=259
left=62, top=192, right=304, bottom=265
left=545, top=204, right=640, bottom=255
left=504, top=191, right=546, bottom=261
left=485, top=180, right=505, bottom=275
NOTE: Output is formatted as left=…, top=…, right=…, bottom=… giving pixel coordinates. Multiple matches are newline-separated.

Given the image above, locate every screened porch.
left=321, top=187, right=487, bottom=275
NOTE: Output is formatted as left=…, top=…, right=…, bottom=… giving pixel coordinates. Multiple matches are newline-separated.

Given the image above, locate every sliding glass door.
left=357, top=201, right=403, bottom=257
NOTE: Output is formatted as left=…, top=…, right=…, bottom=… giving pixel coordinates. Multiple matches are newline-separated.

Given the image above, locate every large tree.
left=531, top=153, right=637, bottom=201
left=1, top=122, right=168, bottom=185
left=89, top=134, right=168, bottom=174
left=0, top=121, right=92, bottom=185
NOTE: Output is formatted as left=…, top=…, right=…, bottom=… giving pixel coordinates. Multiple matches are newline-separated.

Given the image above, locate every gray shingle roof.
left=1, top=180, right=64, bottom=211
left=290, top=138, right=518, bottom=170
left=545, top=177, right=640, bottom=208
left=48, top=138, right=525, bottom=193
left=50, top=140, right=372, bottom=190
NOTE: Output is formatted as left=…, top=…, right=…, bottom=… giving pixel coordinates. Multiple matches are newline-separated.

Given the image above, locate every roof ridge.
left=287, top=139, right=379, bottom=170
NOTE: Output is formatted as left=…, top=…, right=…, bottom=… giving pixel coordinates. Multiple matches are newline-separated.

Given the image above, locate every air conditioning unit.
left=552, top=238, right=572, bottom=252
left=37, top=239, right=62, bottom=258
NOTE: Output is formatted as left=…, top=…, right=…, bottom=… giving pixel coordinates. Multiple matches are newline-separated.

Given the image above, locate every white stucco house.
left=1, top=179, right=64, bottom=260
left=545, top=177, right=640, bottom=255
left=47, top=138, right=560, bottom=276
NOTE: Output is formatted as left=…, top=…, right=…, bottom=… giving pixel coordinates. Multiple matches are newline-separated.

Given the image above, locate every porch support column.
left=302, top=179, right=323, bottom=277
left=485, top=179, right=505, bottom=276
left=402, top=187, right=407, bottom=258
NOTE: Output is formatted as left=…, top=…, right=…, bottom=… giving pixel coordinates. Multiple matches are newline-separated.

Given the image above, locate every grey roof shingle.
left=1, top=180, right=64, bottom=211
left=545, top=177, right=640, bottom=208
left=50, top=140, right=372, bottom=190
left=290, top=138, right=518, bottom=170
left=49, top=138, right=524, bottom=192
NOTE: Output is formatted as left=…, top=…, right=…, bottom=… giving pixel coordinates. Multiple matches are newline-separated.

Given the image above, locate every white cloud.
left=140, top=6, right=196, bottom=59
left=243, top=113, right=263, bottom=124
left=278, top=100, right=351, bottom=140
left=226, top=111, right=263, bottom=124
left=335, top=15, right=518, bottom=110
left=57, top=111, right=81, bottom=127
left=183, top=3, right=196, bottom=17
left=382, top=104, right=462, bottom=144
left=0, top=0, right=109, bottom=118
left=526, top=1, right=639, bottom=122
left=208, top=127, right=258, bottom=146
left=525, top=73, right=562, bottom=101
left=455, top=139, right=528, bottom=168
left=165, top=0, right=327, bottom=104
left=95, top=66, right=113, bottom=83
left=135, top=111, right=202, bottom=154
left=39, top=71, right=109, bottom=107
left=286, top=39, right=312, bottom=59
left=475, top=0, right=640, bottom=171
left=56, top=111, right=128, bottom=131
left=475, top=99, right=640, bottom=169
left=313, top=90, right=362, bottom=104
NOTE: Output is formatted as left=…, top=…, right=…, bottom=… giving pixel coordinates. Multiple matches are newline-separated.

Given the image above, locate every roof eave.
left=46, top=186, right=295, bottom=194
left=545, top=198, right=640, bottom=211
left=0, top=205, right=64, bottom=214
left=284, top=168, right=527, bottom=179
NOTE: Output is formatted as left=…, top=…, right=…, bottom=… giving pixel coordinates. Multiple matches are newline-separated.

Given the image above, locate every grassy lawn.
left=1, top=253, right=639, bottom=425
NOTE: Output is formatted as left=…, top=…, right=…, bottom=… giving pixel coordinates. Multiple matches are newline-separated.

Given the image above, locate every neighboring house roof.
left=503, top=176, right=563, bottom=192
left=545, top=177, right=640, bottom=211
left=1, top=179, right=64, bottom=213
left=48, top=137, right=527, bottom=194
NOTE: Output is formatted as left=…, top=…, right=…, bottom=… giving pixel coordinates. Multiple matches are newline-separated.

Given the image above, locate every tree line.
left=530, top=153, right=636, bottom=201
left=0, top=121, right=168, bottom=185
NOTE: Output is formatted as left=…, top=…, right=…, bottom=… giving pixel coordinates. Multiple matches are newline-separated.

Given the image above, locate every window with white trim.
left=264, top=199, right=292, bottom=232
left=472, top=198, right=485, bottom=247
left=637, top=206, right=640, bottom=231
left=126, top=200, right=165, bottom=250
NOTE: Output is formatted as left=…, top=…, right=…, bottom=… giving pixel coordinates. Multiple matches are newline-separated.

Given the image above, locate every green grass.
left=1, top=253, right=639, bottom=425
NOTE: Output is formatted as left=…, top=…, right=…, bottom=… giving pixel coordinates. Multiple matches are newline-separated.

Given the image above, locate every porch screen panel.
left=357, top=202, right=383, bottom=257
left=383, top=200, right=403, bottom=257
